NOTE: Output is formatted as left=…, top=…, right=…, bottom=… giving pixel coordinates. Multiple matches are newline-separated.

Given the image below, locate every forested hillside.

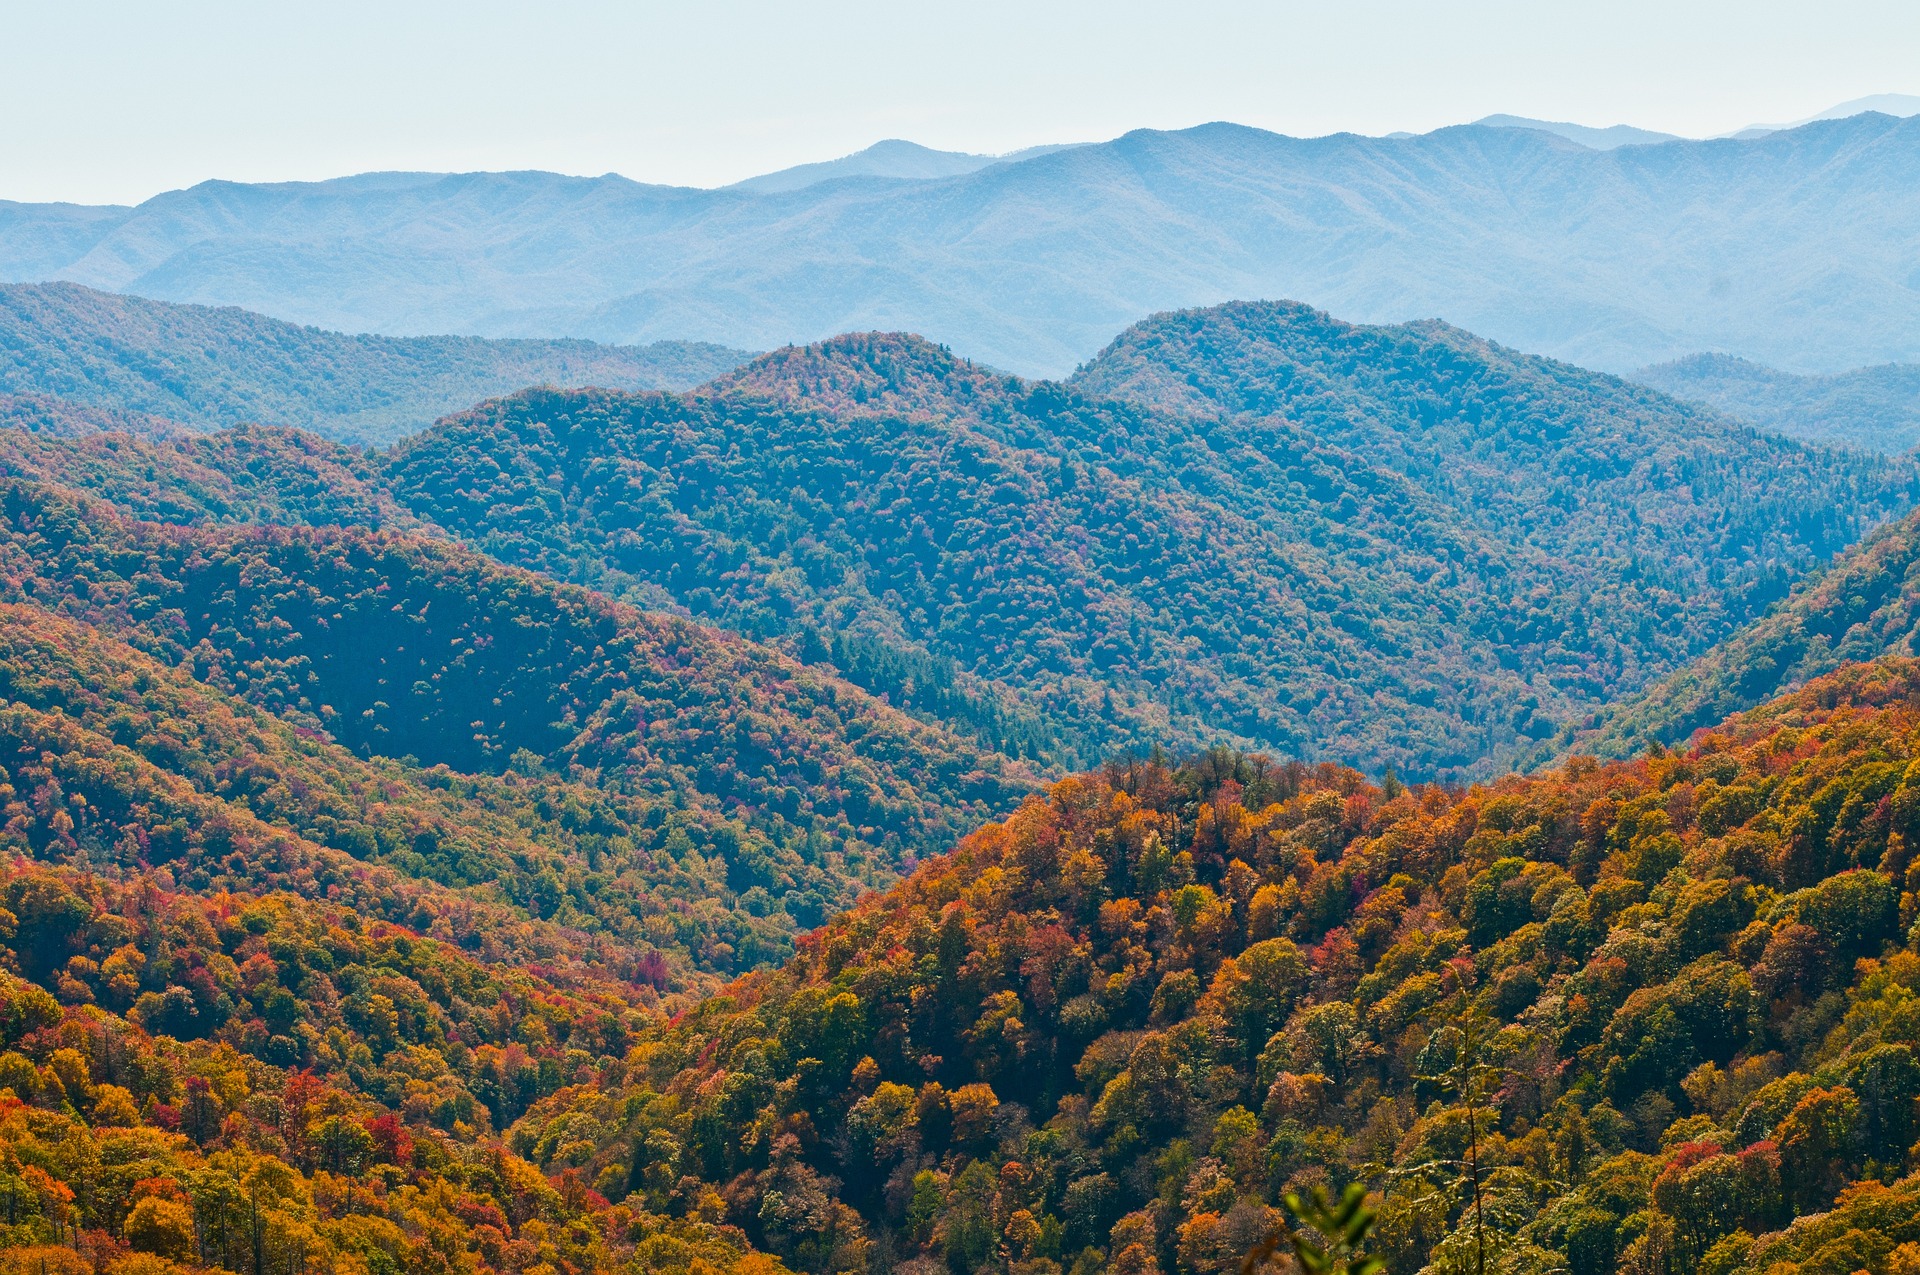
left=469, top=655, right=1920, bottom=1275
left=14, top=308, right=1911, bottom=779
left=1636, top=353, right=1920, bottom=454
left=2, top=300, right=1920, bottom=1275
left=0, top=592, right=1916, bottom=1275
left=0, top=390, right=189, bottom=439
left=382, top=365, right=1530, bottom=774
left=0, top=283, right=752, bottom=444
left=0, top=598, right=865, bottom=986
left=0, top=476, right=1040, bottom=976
left=377, top=319, right=1917, bottom=778
left=1069, top=301, right=1906, bottom=619
left=0, top=424, right=414, bottom=529
left=0, top=855, right=758, bottom=1275
left=1569, top=503, right=1920, bottom=759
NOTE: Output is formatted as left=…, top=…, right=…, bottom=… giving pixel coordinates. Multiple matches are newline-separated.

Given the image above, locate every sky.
left=3, top=0, right=1916, bottom=205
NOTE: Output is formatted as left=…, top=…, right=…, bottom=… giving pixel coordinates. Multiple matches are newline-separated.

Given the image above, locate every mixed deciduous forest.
left=512, top=659, right=1920, bottom=1275
left=23, top=309, right=1916, bottom=779
left=0, top=289, right=1918, bottom=1275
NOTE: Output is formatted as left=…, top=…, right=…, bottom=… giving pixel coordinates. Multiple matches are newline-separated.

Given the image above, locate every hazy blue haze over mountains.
left=1634, top=352, right=1920, bottom=453
left=1470, top=114, right=1682, bottom=149
left=0, top=281, right=750, bottom=442
left=726, top=138, right=1079, bottom=193
left=3, top=115, right=1918, bottom=376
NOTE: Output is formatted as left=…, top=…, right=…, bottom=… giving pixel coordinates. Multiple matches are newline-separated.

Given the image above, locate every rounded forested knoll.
left=1070, top=301, right=1912, bottom=601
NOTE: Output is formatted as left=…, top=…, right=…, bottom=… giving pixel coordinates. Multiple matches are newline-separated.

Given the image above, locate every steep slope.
left=507, top=657, right=1920, bottom=1275
left=0, top=478, right=1036, bottom=883
left=1070, top=300, right=1913, bottom=619
left=380, top=337, right=1633, bottom=777
left=1569, top=504, right=1920, bottom=758
left=5, top=115, right=1919, bottom=375
left=1636, top=352, right=1920, bottom=453
left=0, top=597, right=862, bottom=985
left=0, top=282, right=753, bottom=443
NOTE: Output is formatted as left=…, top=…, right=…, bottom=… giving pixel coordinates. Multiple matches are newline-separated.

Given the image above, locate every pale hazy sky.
left=3, top=0, right=1916, bottom=205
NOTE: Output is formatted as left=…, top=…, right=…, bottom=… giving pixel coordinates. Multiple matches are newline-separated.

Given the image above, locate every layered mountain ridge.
left=0, top=278, right=1914, bottom=1275
left=11, top=299, right=1915, bottom=780
left=5, top=114, right=1919, bottom=375
left=0, top=282, right=753, bottom=444
left=1636, top=352, right=1920, bottom=454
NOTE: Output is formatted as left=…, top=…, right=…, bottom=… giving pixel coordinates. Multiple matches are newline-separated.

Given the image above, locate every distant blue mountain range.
left=1469, top=114, right=1681, bottom=149
left=726, top=139, right=1080, bottom=192
left=2, top=113, right=1917, bottom=377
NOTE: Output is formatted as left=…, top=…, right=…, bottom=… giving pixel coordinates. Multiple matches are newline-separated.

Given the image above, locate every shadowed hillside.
left=1564, top=503, right=1920, bottom=758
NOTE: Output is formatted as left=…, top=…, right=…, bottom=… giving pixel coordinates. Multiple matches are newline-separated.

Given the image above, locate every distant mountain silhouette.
left=3, top=115, right=1918, bottom=376
left=1729, top=91, right=1920, bottom=137
left=1471, top=114, right=1680, bottom=149
left=1636, top=352, right=1920, bottom=453
left=727, top=138, right=1076, bottom=192
left=0, top=281, right=751, bottom=442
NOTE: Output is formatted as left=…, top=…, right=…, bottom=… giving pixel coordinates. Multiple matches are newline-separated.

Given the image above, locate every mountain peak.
left=706, top=331, right=1017, bottom=417
left=1726, top=91, right=1920, bottom=137
left=725, top=139, right=1075, bottom=194
left=1471, top=113, right=1682, bottom=149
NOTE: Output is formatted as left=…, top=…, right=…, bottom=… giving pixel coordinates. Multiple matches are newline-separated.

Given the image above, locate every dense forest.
left=1637, top=354, right=1920, bottom=455
left=0, top=597, right=893, bottom=986
left=0, top=283, right=752, bottom=445
left=0, top=854, right=755, bottom=1275
left=1567, top=502, right=1920, bottom=761
left=0, top=425, right=414, bottom=529
left=0, top=391, right=189, bottom=440
left=1068, top=302, right=1909, bottom=618
left=381, top=371, right=1523, bottom=773
left=0, top=649, right=1915, bottom=1275
left=378, top=322, right=1916, bottom=778
left=4, top=290, right=1920, bottom=1275
left=12, top=306, right=1914, bottom=780
left=0, top=477, right=1039, bottom=978
left=508, top=656, right=1920, bottom=1275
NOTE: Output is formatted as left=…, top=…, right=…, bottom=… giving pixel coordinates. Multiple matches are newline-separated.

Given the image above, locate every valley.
left=0, top=277, right=1916, bottom=1275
